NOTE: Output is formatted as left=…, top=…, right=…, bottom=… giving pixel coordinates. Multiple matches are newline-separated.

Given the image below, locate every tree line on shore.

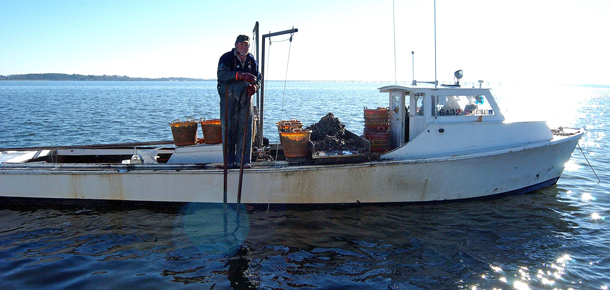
left=0, top=73, right=207, bottom=81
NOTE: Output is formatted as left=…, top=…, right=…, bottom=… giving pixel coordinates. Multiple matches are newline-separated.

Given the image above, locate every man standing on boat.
left=217, top=34, right=261, bottom=169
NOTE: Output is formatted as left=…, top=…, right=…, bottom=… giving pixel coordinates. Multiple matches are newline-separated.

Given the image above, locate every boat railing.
left=0, top=140, right=175, bottom=152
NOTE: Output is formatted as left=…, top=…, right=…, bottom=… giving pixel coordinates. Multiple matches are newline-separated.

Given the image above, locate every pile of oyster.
left=307, top=113, right=368, bottom=155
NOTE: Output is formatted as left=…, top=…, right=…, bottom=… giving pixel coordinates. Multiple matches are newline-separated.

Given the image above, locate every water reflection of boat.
left=0, top=80, right=584, bottom=206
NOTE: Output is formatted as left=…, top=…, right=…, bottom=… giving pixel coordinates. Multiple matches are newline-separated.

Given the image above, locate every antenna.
left=393, top=0, right=397, bottom=84
left=434, top=0, right=438, bottom=88
left=409, top=3, right=440, bottom=87
left=412, top=51, right=415, bottom=85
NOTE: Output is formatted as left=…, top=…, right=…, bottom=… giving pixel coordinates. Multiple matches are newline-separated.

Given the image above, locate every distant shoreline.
left=0, top=74, right=395, bottom=83
left=2, top=74, right=609, bottom=87
left=0, top=73, right=209, bottom=82
left=0, top=74, right=415, bottom=84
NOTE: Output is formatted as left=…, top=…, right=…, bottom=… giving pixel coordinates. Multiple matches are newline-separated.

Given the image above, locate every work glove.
left=247, top=84, right=257, bottom=96
left=236, top=72, right=257, bottom=84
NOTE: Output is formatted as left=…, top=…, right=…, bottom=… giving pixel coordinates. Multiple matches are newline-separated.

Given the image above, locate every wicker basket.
left=170, top=118, right=198, bottom=146
left=200, top=118, right=222, bottom=144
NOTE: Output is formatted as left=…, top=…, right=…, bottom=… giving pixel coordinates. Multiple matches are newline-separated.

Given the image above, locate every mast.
left=410, top=0, right=439, bottom=87
left=393, top=0, right=397, bottom=84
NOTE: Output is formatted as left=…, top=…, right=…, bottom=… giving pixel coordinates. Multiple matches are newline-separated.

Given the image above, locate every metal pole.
left=252, top=22, right=260, bottom=147
left=412, top=51, right=415, bottom=85
left=223, top=87, right=229, bottom=211
left=260, top=39, right=266, bottom=148
left=263, top=28, right=299, bottom=38
left=237, top=96, right=250, bottom=210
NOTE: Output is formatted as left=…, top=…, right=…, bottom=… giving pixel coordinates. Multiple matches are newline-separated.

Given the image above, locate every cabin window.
left=392, top=94, right=401, bottom=113
left=415, top=95, right=424, bottom=116
left=435, top=95, right=494, bottom=116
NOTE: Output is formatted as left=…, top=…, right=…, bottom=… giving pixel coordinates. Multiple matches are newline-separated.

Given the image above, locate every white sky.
left=1, top=0, right=608, bottom=85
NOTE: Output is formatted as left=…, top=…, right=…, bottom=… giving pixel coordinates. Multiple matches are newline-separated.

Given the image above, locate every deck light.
left=452, top=69, right=463, bottom=86
left=454, top=69, right=463, bottom=81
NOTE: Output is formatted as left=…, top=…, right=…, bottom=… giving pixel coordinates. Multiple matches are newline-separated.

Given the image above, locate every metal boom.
left=257, top=26, right=298, bottom=147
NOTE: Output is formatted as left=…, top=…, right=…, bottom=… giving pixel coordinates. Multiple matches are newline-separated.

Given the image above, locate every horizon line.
left=1, top=73, right=608, bottom=87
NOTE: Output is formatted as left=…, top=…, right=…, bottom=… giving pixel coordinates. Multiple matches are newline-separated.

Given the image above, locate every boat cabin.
left=379, top=85, right=505, bottom=149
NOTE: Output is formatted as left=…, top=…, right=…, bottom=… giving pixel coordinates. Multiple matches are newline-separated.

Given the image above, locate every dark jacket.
left=217, top=48, right=262, bottom=105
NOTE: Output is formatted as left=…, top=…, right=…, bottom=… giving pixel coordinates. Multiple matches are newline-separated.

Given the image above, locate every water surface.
left=0, top=81, right=608, bottom=289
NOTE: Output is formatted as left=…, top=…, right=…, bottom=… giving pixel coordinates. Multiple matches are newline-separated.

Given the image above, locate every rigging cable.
left=267, top=34, right=294, bottom=213
left=578, top=143, right=601, bottom=183
left=264, top=36, right=276, bottom=214
left=281, top=34, right=294, bottom=117
left=270, top=35, right=295, bottom=164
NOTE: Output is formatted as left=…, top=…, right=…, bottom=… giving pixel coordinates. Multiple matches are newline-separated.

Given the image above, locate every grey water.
left=0, top=81, right=608, bottom=289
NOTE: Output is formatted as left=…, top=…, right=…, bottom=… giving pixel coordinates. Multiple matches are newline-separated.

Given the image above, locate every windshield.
left=436, top=95, right=494, bottom=116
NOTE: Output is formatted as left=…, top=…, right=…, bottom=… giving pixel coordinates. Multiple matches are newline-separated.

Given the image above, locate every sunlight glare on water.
left=591, top=212, right=603, bottom=220
left=582, top=192, right=595, bottom=202
left=564, top=160, right=580, bottom=172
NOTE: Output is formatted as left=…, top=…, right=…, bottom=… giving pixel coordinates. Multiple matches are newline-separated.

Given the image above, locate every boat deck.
left=0, top=143, right=374, bottom=172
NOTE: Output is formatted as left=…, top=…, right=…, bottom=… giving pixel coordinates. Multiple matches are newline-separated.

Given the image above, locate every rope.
left=265, top=38, right=279, bottom=163
left=269, top=37, right=292, bottom=43
left=267, top=34, right=295, bottom=213
left=269, top=34, right=295, bottom=164
left=578, top=143, right=601, bottom=183
left=277, top=35, right=294, bottom=122
left=281, top=35, right=293, bottom=115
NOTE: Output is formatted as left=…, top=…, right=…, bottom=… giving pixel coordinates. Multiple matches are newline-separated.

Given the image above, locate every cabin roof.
left=378, top=85, right=492, bottom=96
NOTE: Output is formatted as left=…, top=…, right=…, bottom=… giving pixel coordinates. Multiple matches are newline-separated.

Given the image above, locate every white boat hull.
left=0, top=133, right=581, bottom=205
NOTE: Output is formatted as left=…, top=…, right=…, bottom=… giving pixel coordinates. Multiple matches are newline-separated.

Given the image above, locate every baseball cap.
left=235, top=35, right=250, bottom=44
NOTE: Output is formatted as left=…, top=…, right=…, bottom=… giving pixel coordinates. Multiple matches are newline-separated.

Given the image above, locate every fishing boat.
left=0, top=78, right=584, bottom=206
left=0, top=20, right=584, bottom=207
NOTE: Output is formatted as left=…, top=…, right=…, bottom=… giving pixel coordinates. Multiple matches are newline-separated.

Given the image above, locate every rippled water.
left=0, top=81, right=608, bottom=289
left=0, top=81, right=385, bottom=147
